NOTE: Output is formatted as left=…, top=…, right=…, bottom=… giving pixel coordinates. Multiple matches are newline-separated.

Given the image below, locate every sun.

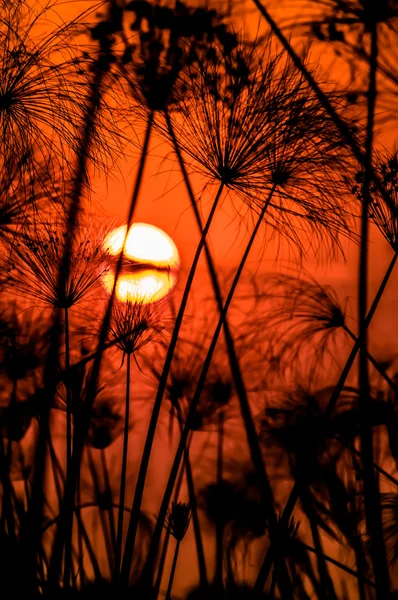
left=103, top=223, right=180, bottom=303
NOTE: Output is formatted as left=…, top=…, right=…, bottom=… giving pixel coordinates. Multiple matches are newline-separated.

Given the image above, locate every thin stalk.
left=74, top=508, right=102, bottom=582
left=48, top=435, right=66, bottom=511
left=82, top=111, right=154, bottom=422
left=101, top=450, right=116, bottom=550
left=114, top=352, right=132, bottom=577
left=183, top=445, right=208, bottom=590
left=63, top=112, right=154, bottom=588
left=42, top=51, right=109, bottom=591
left=177, top=418, right=208, bottom=590
left=2, top=379, right=18, bottom=552
left=215, top=413, right=224, bottom=591
left=251, top=0, right=398, bottom=219
left=351, top=498, right=368, bottom=600
left=342, top=324, right=396, bottom=390
left=86, top=448, right=115, bottom=574
left=165, top=539, right=181, bottom=600
left=254, top=252, right=397, bottom=592
left=335, top=434, right=398, bottom=487
left=357, top=21, right=389, bottom=597
left=153, top=530, right=171, bottom=600
left=153, top=459, right=186, bottom=599
left=140, top=188, right=281, bottom=596
left=297, top=540, right=375, bottom=589
left=63, top=305, right=73, bottom=589
left=299, top=483, right=337, bottom=600
left=0, top=433, right=16, bottom=547
left=165, top=112, right=283, bottom=571
left=63, top=339, right=119, bottom=377
left=6, top=379, right=17, bottom=459
left=119, top=182, right=225, bottom=584
left=76, top=481, right=85, bottom=588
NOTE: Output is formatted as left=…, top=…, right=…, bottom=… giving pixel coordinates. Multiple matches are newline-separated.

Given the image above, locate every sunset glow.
left=8, top=0, right=398, bottom=596
left=103, top=223, right=179, bottom=303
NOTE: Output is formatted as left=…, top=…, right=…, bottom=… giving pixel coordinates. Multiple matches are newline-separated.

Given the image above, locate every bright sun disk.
left=102, top=223, right=179, bottom=303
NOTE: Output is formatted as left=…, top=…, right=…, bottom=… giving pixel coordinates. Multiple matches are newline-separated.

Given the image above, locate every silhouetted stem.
left=335, top=433, right=398, bottom=487
left=114, top=352, right=131, bottom=577
left=165, top=539, right=180, bottom=600
left=82, top=110, right=154, bottom=421
left=153, top=530, right=171, bottom=600
left=140, top=188, right=281, bottom=597
left=176, top=417, right=208, bottom=590
left=76, top=481, right=85, bottom=587
left=74, top=508, right=102, bottom=582
left=254, top=252, right=397, bottom=593
left=45, top=49, right=109, bottom=590
left=153, top=460, right=186, bottom=599
left=0, top=432, right=16, bottom=547
left=101, top=450, right=116, bottom=550
left=65, top=339, right=119, bottom=375
left=183, top=445, right=208, bottom=590
left=297, top=540, right=375, bottom=588
left=215, top=413, right=224, bottom=590
left=25, top=331, right=61, bottom=591
left=86, top=448, right=115, bottom=573
left=327, top=253, right=397, bottom=421
left=119, top=182, right=225, bottom=584
left=63, top=305, right=73, bottom=589
left=165, top=113, right=286, bottom=582
left=1, top=378, right=18, bottom=557
left=6, top=379, right=17, bottom=459
left=343, top=325, right=396, bottom=390
left=299, top=483, right=337, bottom=600
left=63, top=112, right=154, bottom=589
left=358, top=22, right=389, bottom=597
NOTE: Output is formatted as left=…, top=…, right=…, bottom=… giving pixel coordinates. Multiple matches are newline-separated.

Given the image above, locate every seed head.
left=164, top=501, right=191, bottom=541
left=166, top=34, right=354, bottom=255
left=109, top=299, right=163, bottom=358
left=8, top=217, right=112, bottom=309
left=117, top=0, right=238, bottom=112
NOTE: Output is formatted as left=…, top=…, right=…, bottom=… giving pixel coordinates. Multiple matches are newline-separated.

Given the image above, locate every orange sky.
left=23, top=2, right=398, bottom=596
left=32, top=0, right=396, bottom=375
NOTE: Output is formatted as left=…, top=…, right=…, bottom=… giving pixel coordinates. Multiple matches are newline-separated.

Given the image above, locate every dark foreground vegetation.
left=0, top=0, right=397, bottom=598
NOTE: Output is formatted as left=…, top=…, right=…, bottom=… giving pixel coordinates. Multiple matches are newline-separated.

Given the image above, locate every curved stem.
left=335, top=433, right=398, bottom=487
left=358, top=21, right=389, bottom=597
left=63, top=305, right=73, bottom=589
left=179, top=422, right=208, bottom=590
left=165, top=539, right=180, bottom=600
left=114, top=352, right=131, bottom=577
left=101, top=450, right=116, bottom=553
left=299, top=483, right=337, bottom=600
left=214, top=413, right=224, bottom=590
left=342, top=324, right=396, bottom=390
left=0, top=429, right=16, bottom=547
left=87, top=449, right=115, bottom=572
left=297, top=540, right=375, bottom=589
left=153, top=459, right=186, bottom=599
left=119, top=182, right=225, bottom=584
